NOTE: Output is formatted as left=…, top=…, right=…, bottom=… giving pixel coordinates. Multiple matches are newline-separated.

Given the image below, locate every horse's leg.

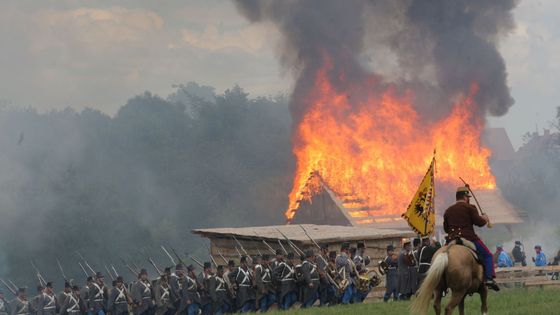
left=480, top=285, right=488, bottom=315
left=445, top=291, right=465, bottom=315
left=433, top=289, right=443, bottom=315
left=458, top=295, right=466, bottom=315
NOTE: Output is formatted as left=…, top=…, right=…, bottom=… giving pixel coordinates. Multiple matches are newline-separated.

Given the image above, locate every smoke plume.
left=234, top=0, right=517, bottom=119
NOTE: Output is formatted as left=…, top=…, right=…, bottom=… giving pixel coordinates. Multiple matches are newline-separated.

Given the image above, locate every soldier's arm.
left=302, top=263, right=312, bottom=286
left=469, top=206, right=487, bottom=227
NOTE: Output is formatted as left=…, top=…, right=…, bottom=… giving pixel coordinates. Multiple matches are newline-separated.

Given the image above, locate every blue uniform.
left=535, top=252, right=547, bottom=266
left=497, top=251, right=513, bottom=267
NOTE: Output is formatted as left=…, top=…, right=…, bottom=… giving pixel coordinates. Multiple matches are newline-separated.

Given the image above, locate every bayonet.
left=161, top=245, right=177, bottom=266
left=232, top=235, right=249, bottom=256
left=216, top=249, right=228, bottom=265
left=277, top=240, right=288, bottom=255
left=104, top=264, right=115, bottom=281
left=56, top=259, right=68, bottom=280
left=275, top=228, right=304, bottom=256
left=0, top=278, right=16, bottom=295
left=111, top=264, right=119, bottom=277
left=78, top=262, right=89, bottom=278
left=188, top=254, right=204, bottom=268
left=148, top=257, right=162, bottom=275
left=7, top=280, right=18, bottom=292
left=30, top=260, right=47, bottom=286
left=170, top=247, right=184, bottom=265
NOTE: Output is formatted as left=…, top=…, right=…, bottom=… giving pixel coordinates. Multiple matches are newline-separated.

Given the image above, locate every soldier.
left=255, top=254, right=275, bottom=312
left=30, top=285, right=43, bottom=315
left=169, top=264, right=185, bottom=310
left=178, top=265, right=201, bottom=315
left=300, top=250, right=319, bottom=308
left=443, top=186, right=499, bottom=291
left=59, top=286, right=85, bottom=315
left=230, top=256, right=255, bottom=313
left=196, top=263, right=213, bottom=315
left=132, top=269, right=153, bottom=315
left=382, top=245, right=398, bottom=302
left=208, top=266, right=230, bottom=315
left=11, top=288, right=32, bottom=315
left=57, top=282, right=72, bottom=312
left=512, top=241, right=527, bottom=266
left=398, top=240, right=417, bottom=300
left=88, top=272, right=108, bottom=315
left=335, top=243, right=354, bottom=305
left=80, top=278, right=92, bottom=310
left=36, top=282, right=57, bottom=315
left=107, top=277, right=131, bottom=315
left=0, top=290, right=11, bottom=315
left=327, top=251, right=339, bottom=305
left=273, top=252, right=297, bottom=310
left=154, top=272, right=174, bottom=315
left=353, top=242, right=371, bottom=269
left=315, top=244, right=330, bottom=307
left=533, top=245, right=547, bottom=266
left=223, top=261, right=236, bottom=313
left=269, top=250, right=283, bottom=308
left=417, top=237, right=437, bottom=285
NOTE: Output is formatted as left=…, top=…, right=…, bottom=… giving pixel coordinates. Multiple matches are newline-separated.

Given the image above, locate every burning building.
left=234, top=1, right=523, bottom=231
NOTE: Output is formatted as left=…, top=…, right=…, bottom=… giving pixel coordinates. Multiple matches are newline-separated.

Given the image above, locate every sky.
left=0, top=0, right=558, bottom=148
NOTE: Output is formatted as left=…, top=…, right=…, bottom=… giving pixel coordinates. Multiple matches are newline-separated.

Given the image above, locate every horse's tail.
left=410, top=249, right=449, bottom=315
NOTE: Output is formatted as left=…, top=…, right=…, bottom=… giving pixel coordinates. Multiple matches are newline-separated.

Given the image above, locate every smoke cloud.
left=234, top=0, right=517, bottom=119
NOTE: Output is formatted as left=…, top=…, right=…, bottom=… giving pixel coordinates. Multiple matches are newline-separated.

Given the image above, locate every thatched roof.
left=192, top=224, right=415, bottom=244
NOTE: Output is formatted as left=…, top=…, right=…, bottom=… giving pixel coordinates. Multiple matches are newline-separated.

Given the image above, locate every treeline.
left=0, top=83, right=293, bottom=285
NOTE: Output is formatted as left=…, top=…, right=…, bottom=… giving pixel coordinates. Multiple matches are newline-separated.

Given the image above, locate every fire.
left=286, top=59, right=495, bottom=221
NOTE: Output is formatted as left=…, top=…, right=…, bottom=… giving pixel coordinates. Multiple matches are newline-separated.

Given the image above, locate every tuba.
left=356, top=268, right=381, bottom=293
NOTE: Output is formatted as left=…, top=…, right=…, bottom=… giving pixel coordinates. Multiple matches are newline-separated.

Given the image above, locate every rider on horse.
left=443, top=186, right=500, bottom=291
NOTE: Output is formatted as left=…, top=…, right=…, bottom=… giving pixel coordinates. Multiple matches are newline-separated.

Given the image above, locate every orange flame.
left=286, top=59, right=495, bottom=221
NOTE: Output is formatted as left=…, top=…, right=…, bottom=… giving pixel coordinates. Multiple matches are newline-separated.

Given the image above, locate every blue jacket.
left=535, top=252, right=547, bottom=266
left=497, top=251, right=513, bottom=267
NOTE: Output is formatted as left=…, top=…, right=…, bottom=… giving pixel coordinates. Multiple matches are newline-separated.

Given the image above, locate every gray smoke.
left=234, top=0, right=517, bottom=120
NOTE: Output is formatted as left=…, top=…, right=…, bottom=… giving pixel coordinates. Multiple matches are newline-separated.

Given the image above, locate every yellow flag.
left=402, top=156, right=436, bottom=236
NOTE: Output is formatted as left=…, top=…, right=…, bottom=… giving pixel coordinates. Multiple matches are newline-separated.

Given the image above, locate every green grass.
left=266, top=287, right=560, bottom=315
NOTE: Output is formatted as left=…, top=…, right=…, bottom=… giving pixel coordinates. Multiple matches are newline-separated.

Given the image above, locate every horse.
left=410, top=243, right=488, bottom=315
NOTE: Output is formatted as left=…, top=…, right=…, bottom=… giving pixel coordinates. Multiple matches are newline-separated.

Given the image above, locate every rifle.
left=275, top=228, right=304, bottom=256
left=299, top=225, right=320, bottom=249
left=148, top=257, right=162, bottom=275
left=235, top=247, right=243, bottom=259
left=298, top=226, right=340, bottom=290
left=188, top=254, right=204, bottom=268
left=56, top=259, right=68, bottom=280
left=216, top=249, right=228, bottom=265
left=78, top=262, right=89, bottom=278
left=161, top=246, right=177, bottom=266
left=232, top=235, right=249, bottom=256
left=202, top=242, right=218, bottom=267
left=261, top=240, right=276, bottom=255
left=30, top=260, right=47, bottom=286
left=111, top=264, right=119, bottom=277
left=277, top=240, right=288, bottom=255
left=120, top=258, right=139, bottom=276
left=459, top=177, right=493, bottom=228
left=7, top=280, right=18, bottom=292
left=104, top=264, right=115, bottom=281
left=0, top=278, right=16, bottom=295
left=170, top=247, right=184, bottom=265
left=76, top=251, right=96, bottom=276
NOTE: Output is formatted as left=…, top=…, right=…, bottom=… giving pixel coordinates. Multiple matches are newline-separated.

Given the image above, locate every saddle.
left=447, top=237, right=481, bottom=264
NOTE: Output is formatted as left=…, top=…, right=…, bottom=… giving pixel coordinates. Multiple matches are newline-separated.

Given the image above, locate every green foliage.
left=0, top=84, right=292, bottom=286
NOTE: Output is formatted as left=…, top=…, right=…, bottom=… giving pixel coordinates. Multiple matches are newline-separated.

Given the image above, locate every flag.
left=402, top=155, right=436, bottom=236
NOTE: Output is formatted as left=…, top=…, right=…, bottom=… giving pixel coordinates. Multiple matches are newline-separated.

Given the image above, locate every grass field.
left=266, top=287, right=560, bottom=315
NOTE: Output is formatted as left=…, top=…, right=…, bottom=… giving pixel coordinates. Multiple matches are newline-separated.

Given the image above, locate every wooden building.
left=192, top=224, right=415, bottom=265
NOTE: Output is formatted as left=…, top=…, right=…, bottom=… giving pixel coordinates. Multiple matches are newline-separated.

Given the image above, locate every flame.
left=286, top=58, right=495, bottom=222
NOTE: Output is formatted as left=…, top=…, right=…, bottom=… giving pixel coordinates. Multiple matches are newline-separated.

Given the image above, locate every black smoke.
left=234, top=0, right=517, bottom=120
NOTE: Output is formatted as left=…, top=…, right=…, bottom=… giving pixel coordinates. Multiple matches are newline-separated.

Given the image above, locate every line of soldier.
left=379, top=236, right=441, bottom=302
left=0, top=243, right=380, bottom=315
